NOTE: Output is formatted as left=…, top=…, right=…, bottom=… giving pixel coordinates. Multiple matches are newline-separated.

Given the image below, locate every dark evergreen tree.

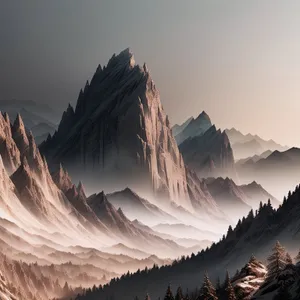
left=295, top=248, right=300, bottom=263
left=175, top=286, right=184, bottom=300
left=164, top=285, right=175, bottom=300
left=223, top=271, right=236, bottom=300
left=267, top=241, right=287, bottom=281
left=215, top=277, right=221, bottom=292
left=184, top=289, right=190, bottom=300
left=286, top=252, right=293, bottom=264
left=198, top=272, right=218, bottom=300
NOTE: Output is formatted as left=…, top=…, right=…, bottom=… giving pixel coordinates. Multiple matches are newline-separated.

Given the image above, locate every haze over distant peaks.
left=225, top=127, right=288, bottom=160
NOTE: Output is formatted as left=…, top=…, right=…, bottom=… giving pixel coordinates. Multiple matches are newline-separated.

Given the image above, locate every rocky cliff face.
left=0, top=113, right=21, bottom=174
left=40, top=49, right=203, bottom=209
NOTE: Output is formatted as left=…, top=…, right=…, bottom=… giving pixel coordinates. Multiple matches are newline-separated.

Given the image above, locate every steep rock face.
left=179, top=125, right=236, bottom=178
left=11, top=114, right=29, bottom=156
left=0, top=113, right=21, bottom=173
left=40, top=49, right=192, bottom=208
left=0, top=269, right=18, bottom=300
left=52, top=163, right=73, bottom=194
left=173, top=111, right=212, bottom=145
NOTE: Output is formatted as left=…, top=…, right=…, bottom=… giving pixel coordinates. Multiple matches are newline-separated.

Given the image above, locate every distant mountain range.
left=202, top=177, right=280, bottom=222
left=237, top=147, right=300, bottom=199
left=225, top=128, right=288, bottom=160
left=0, top=99, right=59, bottom=145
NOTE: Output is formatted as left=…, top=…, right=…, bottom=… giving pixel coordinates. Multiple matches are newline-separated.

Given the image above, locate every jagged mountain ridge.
left=179, top=125, right=236, bottom=179
left=172, top=111, right=212, bottom=145
left=0, top=112, right=201, bottom=258
left=172, top=116, right=193, bottom=137
left=40, top=48, right=191, bottom=207
left=39, top=48, right=227, bottom=222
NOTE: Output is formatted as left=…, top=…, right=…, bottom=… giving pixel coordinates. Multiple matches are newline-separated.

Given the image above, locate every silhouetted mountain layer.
left=225, top=128, right=288, bottom=160
left=107, top=188, right=178, bottom=225
left=237, top=147, right=300, bottom=199
left=179, top=125, right=236, bottom=178
left=202, top=177, right=280, bottom=221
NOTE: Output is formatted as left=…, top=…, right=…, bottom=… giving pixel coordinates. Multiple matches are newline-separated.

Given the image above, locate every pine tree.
left=164, top=285, right=175, bottom=300
left=175, top=287, right=184, bottom=300
left=295, top=248, right=300, bottom=263
left=224, top=271, right=236, bottom=300
left=215, top=277, right=221, bottom=292
left=198, top=272, right=218, bottom=300
left=266, top=241, right=287, bottom=281
left=286, top=252, right=293, bottom=264
left=184, top=289, right=190, bottom=300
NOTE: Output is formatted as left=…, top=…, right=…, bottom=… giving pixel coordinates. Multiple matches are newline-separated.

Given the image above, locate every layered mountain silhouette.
left=179, top=125, right=236, bottom=178
left=237, top=147, right=300, bottom=199
left=74, top=184, right=300, bottom=300
left=225, top=128, right=288, bottom=160
left=172, top=113, right=236, bottom=179
left=107, top=187, right=178, bottom=225
left=202, top=177, right=279, bottom=221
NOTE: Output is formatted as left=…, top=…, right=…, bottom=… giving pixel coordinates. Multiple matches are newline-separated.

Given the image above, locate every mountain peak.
left=77, top=181, right=86, bottom=197
left=13, top=113, right=25, bottom=129
left=52, top=163, right=73, bottom=193
left=107, top=48, right=136, bottom=70
left=196, top=111, right=211, bottom=122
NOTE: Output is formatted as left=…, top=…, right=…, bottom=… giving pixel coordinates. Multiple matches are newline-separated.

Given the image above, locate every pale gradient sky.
left=1, top=0, right=300, bottom=146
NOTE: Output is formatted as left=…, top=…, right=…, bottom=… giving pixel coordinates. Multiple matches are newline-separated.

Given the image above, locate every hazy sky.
left=1, top=1, right=300, bottom=146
